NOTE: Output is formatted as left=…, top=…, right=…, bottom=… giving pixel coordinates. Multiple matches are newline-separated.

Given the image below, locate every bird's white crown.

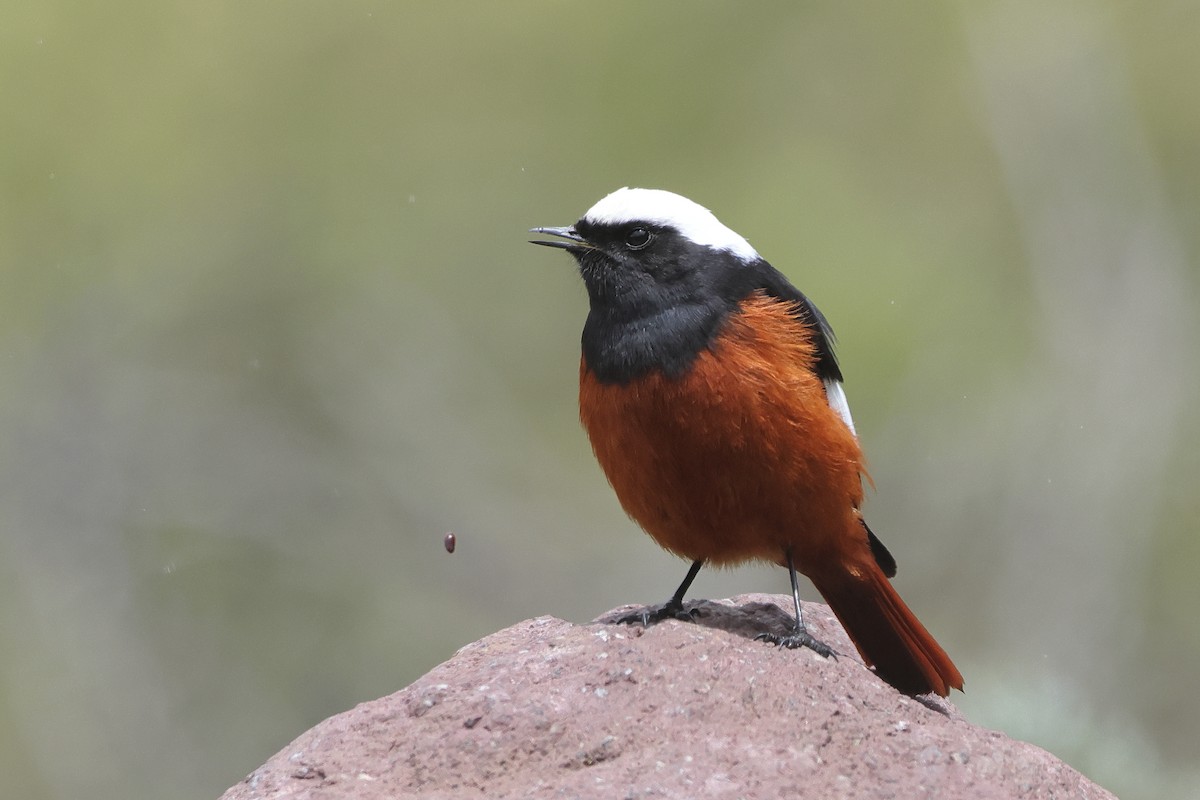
left=582, top=188, right=759, bottom=263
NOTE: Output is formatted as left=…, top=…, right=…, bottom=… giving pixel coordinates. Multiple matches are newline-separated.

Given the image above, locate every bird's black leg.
left=614, top=559, right=704, bottom=626
left=755, top=550, right=838, bottom=658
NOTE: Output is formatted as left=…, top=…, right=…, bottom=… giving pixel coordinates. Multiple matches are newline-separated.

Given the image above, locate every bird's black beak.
left=529, top=226, right=594, bottom=251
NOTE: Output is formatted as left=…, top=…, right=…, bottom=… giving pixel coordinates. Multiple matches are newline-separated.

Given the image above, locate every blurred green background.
left=2, top=2, right=1198, bottom=798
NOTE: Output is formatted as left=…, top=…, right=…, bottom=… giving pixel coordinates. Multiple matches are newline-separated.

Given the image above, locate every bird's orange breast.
left=579, top=292, right=866, bottom=571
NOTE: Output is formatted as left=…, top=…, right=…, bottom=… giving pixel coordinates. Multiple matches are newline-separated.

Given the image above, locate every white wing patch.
left=583, top=187, right=760, bottom=263
left=823, top=379, right=856, bottom=436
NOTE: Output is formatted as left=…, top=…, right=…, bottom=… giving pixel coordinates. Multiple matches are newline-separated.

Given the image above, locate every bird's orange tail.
left=811, top=560, right=963, bottom=697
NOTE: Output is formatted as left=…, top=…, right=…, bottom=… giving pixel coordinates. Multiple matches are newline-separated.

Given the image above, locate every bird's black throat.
left=581, top=295, right=735, bottom=385
left=573, top=240, right=746, bottom=385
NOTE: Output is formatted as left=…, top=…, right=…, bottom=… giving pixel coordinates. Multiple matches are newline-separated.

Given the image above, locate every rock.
left=220, top=594, right=1114, bottom=799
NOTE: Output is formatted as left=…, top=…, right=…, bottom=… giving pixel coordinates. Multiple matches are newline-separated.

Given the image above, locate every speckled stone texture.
left=220, top=594, right=1115, bottom=799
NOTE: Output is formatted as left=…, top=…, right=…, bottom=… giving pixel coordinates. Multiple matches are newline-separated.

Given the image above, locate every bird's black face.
left=531, top=218, right=733, bottom=322
left=529, top=188, right=768, bottom=383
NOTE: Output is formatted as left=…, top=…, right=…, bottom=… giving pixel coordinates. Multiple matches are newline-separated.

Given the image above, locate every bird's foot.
left=755, top=628, right=839, bottom=659
left=613, top=601, right=701, bottom=628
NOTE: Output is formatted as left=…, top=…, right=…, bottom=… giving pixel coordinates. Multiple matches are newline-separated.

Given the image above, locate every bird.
left=530, top=187, right=963, bottom=697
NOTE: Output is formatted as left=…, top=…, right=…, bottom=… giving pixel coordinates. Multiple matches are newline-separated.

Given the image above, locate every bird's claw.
left=613, top=603, right=701, bottom=627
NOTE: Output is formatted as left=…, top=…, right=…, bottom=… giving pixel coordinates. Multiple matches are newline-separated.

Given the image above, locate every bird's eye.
left=625, top=227, right=653, bottom=250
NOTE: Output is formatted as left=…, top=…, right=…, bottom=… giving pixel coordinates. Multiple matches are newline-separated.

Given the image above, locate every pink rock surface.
left=220, top=594, right=1114, bottom=799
